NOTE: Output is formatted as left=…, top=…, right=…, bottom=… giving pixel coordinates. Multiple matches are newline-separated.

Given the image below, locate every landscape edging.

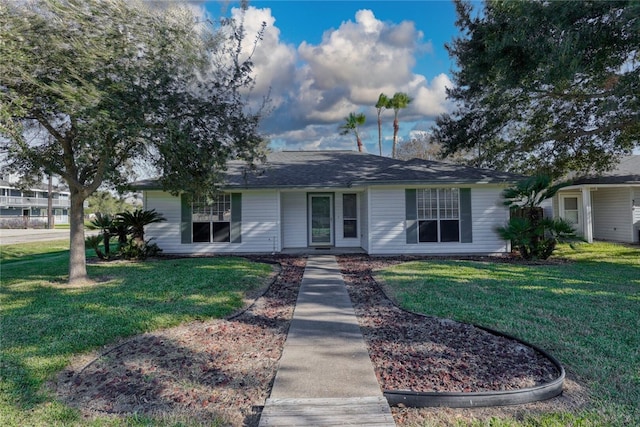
left=372, top=273, right=566, bottom=408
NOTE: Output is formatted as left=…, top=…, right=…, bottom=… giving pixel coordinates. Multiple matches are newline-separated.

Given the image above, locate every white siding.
left=540, top=198, right=553, bottom=220
left=144, top=191, right=181, bottom=252
left=334, top=191, right=362, bottom=248
left=368, top=186, right=510, bottom=255
left=281, top=192, right=307, bottom=248
left=591, top=188, right=633, bottom=243
left=360, top=189, right=369, bottom=251
left=145, top=190, right=279, bottom=254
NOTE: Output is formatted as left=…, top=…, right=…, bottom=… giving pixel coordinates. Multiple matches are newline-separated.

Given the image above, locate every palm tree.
left=389, top=92, right=412, bottom=159
left=117, top=209, right=166, bottom=247
left=89, top=213, right=114, bottom=258
left=375, top=93, right=390, bottom=156
left=339, top=112, right=367, bottom=152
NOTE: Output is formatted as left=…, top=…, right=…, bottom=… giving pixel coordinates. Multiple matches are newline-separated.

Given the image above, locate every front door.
left=308, top=194, right=333, bottom=246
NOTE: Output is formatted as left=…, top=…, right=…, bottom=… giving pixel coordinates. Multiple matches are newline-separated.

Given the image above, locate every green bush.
left=86, top=209, right=165, bottom=261
left=498, top=175, right=581, bottom=260
left=118, top=239, right=162, bottom=260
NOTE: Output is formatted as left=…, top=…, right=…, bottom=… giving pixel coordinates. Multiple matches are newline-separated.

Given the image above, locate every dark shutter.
left=460, top=188, right=473, bottom=243
left=230, top=193, right=242, bottom=243
left=180, top=193, right=192, bottom=244
left=405, top=189, right=417, bottom=244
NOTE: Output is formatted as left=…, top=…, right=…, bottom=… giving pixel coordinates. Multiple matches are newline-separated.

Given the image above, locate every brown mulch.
left=52, top=254, right=589, bottom=427
left=52, top=256, right=306, bottom=427
left=337, top=255, right=590, bottom=426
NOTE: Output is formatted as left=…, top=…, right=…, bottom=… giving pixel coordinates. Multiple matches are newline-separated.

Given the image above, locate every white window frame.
left=559, top=194, right=581, bottom=229
left=192, top=194, right=231, bottom=243
left=416, top=188, right=461, bottom=243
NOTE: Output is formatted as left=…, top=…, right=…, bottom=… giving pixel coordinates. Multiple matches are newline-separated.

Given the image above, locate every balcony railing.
left=0, top=196, right=71, bottom=208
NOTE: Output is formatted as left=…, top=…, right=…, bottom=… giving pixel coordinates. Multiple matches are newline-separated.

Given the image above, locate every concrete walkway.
left=259, top=255, right=395, bottom=426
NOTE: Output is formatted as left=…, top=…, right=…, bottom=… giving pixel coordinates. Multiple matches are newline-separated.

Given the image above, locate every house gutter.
left=349, top=179, right=520, bottom=187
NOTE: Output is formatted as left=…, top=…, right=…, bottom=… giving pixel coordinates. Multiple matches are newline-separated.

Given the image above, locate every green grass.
left=377, top=242, right=640, bottom=426
left=0, top=244, right=274, bottom=426
left=0, top=239, right=70, bottom=262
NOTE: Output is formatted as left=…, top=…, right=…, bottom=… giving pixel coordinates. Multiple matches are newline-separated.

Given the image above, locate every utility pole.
left=47, top=173, right=54, bottom=229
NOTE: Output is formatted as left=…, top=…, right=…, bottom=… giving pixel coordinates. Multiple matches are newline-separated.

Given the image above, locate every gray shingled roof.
left=223, top=151, right=400, bottom=188
left=131, top=151, right=522, bottom=190
left=353, top=158, right=520, bottom=185
left=572, top=155, right=640, bottom=185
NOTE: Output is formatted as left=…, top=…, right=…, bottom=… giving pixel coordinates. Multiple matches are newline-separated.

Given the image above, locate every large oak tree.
left=435, top=0, right=639, bottom=177
left=0, top=0, right=266, bottom=283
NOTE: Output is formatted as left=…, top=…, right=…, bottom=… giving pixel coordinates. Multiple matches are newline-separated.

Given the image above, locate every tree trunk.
left=68, top=189, right=88, bottom=284
left=103, top=231, right=111, bottom=257
left=392, top=118, right=399, bottom=158
left=356, top=135, right=363, bottom=152
left=377, top=115, right=383, bottom=156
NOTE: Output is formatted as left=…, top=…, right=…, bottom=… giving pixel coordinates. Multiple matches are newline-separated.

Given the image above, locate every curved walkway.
left=259, top=255, right=395, bottom=426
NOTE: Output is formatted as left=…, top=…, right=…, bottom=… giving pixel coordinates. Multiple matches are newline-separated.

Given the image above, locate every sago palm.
left=117, top=209, right=166, bottom=247
left=89, top=213, right=114, bottom=257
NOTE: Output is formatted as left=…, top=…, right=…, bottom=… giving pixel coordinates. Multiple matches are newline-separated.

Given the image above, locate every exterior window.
left=343, top=194, right=358, bottom=238
left=417, top=188, right=460, bottom=242
left=562, top=196, right=579, bottom=225
left=192, top=194, right=231, bottom=243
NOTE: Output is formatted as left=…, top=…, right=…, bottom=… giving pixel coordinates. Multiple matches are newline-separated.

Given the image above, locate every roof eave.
left=350, top=179, right=520, bottom=187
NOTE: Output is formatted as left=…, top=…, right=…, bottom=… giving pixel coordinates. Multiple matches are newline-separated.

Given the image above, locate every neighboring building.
left=133, top=151, right=521, bottom=255
left=554, top=155, right=640, bottom=244
left=0, top=179, right=71, bottom=226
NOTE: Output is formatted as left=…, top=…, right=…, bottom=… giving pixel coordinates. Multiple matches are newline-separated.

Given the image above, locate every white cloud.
left=297, top=9, right=423, bottom=100
left=407, top=73, right=453, bottom=117
left=229, top=7, right=453, bottom=151
left=230, top=6, right=297, bottom=109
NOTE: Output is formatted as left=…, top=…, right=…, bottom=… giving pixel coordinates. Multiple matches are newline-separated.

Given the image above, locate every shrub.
left=118, top=239, right=162, bottom=260
left=498, top=175, right=581, bottom=260
left=85, top=235, right=107, bottom=260
left=116, top=209, right=166, bottom=247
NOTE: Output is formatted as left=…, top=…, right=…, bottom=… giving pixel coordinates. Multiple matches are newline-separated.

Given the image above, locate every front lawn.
left=0, top=247, right=274, bottom=426
left=377, top=242, right=640, bottom=426
left=0, top=239, right=70, bottom=262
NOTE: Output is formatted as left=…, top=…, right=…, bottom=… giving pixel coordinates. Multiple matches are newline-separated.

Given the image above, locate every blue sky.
left=202, top=0, right=464, bottom=155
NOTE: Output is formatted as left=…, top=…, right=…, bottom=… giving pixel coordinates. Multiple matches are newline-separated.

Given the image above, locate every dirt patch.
left=52, top=256, right=305, bottom=427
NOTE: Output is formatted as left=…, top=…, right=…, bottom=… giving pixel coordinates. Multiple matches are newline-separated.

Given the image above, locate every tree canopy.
left=435, top=0, right=639, bottom=177
left=0, top=0, right=267, bottom=283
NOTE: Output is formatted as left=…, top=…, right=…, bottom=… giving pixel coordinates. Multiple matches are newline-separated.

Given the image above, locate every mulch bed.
left=52, top=254, right=587, bottom=426
left=337, top=255, right=588, bottom=426
left=52, top=256, right=305, bottom=427
left=337, top=255, right=561, bottom=392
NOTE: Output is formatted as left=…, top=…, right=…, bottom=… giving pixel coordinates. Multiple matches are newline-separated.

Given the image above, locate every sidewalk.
left=259, top=255, right=395, bottom=426
left=0, top=228, right=70, bottom=244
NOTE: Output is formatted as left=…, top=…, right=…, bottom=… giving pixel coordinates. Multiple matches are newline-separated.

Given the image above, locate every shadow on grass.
left=0, top=256, right=274, bottom=414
